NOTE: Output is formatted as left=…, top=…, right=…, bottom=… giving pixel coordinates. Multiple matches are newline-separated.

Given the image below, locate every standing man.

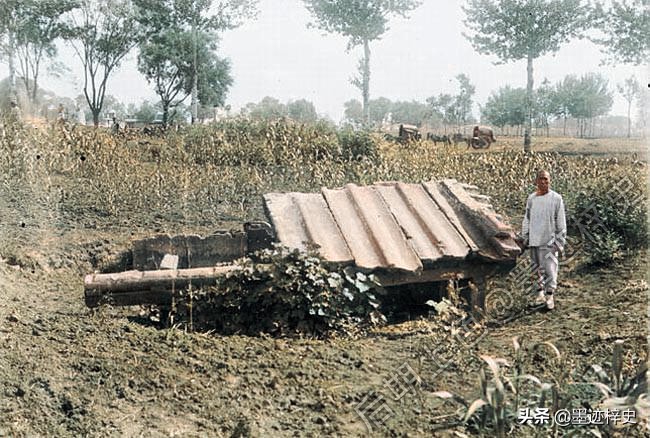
left=522, top=170, right=567, bottom=310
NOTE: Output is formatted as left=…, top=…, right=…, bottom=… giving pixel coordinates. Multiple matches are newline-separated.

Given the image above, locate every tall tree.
left=553, top=75, right=578, bottom=136
left=14, top=0, right=79, bottom=107
left=534, top=78, right=556, bottom=136
left=368, top=96, right=393, bottom=126
left=453, top=73, right=476, bottom=129
left=137, top=28, right=232, bottom=126
left=303, top=0, right=422, bottom=125
left=462, top=0, right=591, bottom=150
left=66, top=0, right=138, bottom=126
left=616, top=75, right=640, bottom=138
left=591, top=0, right=649, bottom=65
left=0, top=0, right=22, bottom=105
left=426, top=93, right=456, bottom=129
left=135, top=0, right=257, bottom=124
left=390, top=100, right=430, bottom=127
left=343, top=98, right=364, bottom=127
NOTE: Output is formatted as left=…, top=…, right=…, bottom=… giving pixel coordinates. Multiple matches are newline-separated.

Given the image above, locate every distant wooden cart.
left=398, top=124, right=422, bottom=144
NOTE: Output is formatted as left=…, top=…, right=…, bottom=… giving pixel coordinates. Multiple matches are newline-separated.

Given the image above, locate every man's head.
left=536, top=170, right=551, bottom=195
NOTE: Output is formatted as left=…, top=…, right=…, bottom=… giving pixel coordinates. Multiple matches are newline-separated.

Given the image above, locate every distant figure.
left=111, top=116, right=120, bottom=134
left=76, top=105, right=86, bottom=125
left=57, top=103, right=66, bottom=124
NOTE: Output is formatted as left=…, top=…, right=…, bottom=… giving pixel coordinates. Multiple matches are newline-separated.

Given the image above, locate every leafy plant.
left=586, top=340, right=650, bottom=431
left=171, top=246, right=386, bottom=337
left=431, top=338, right=559, bottom=437
left=337, top=128, right=379, bottom=161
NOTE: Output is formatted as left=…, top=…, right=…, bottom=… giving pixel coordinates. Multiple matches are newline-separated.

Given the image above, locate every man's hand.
left=515, top=236, right=527, bottom=252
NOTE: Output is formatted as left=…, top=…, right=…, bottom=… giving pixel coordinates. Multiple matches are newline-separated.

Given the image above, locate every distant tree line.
left=0, top=0, right=257, bottom=126
left=342, top=73, right=476, bottom=131
left=240, top=97, right=320, bottom=123
left=0, top=0, right=646, bottom=143
left=482, top=73, right=642, bottom=138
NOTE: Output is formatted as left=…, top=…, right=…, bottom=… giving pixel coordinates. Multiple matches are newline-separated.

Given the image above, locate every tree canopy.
left=12, top=0, right=78, bottom=106
left=242, top=97, right=320, bottom=123
left=66, top=0, right=138, bottom=126
left=462, top=0, right=591, bottom=149
left=591, top=0, right=649, bottom=65
left=303, top=0, right=421, bottom=124
left=133, top=0, right=256, bottom=124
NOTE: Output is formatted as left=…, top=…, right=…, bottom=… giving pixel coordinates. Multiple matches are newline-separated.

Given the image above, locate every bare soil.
left=0, top=136, right=647, bottom=437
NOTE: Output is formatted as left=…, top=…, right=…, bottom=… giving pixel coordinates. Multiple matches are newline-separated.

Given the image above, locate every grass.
left=0, top=119, right=647, bottom=436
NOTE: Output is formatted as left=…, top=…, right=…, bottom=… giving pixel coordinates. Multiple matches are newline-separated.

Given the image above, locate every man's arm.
left=555, top=196, right=567, bottom=251
left=522, top=196, right=532, bottom=244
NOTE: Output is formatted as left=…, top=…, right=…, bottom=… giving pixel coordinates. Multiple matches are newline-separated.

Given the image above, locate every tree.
left=389, top=100, right=430, bottom=127
left=425, top=74, right=476, bottom=131
left=137, top=28, right=232, bottom=126
left=243, top=97, right=287, bottom=120
left=453, top=73, right=475, bottom=129
left=462, top=0, right=591, bottom=150
left=66, top=0, right=137, bottom=126
left=0, top=0, right=22, bottom=105
left=368, top=96, right=393, bottom=127
left=343, top=99, right=363, bottom=127
left=552, top=75, right=577, bottom=136
left=617, top=75, right=640, bottom=138
left=286, top=99, right=319, bottom=123
left=426, top=93, right=456, bottom=129
left=481, top=85, right=527, bottom=134
left=566, top=73, right=613, bottom=138
left=303, top=0, right=422, bottom=125
left=637, top=86, right=649, bottom=135
left=135, top=0, right=255, bottom=125
left=591, top=0, right=649, bottom=65
left=13, top=0, right=79, bottom=108
left=126, top=99, right=161, bottom=122
left=534, top=78, right=556, bottom=136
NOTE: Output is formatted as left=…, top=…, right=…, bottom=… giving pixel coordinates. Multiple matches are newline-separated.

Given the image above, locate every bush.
left=173, top=246, right=386, bottom=337
left=586, top=230, right=623, bottom=265
left=337, top=128, right=378, bottom=161
left=568, top=174, right=648, bottom=252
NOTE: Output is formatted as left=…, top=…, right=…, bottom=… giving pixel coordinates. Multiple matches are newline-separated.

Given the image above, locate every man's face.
left=536, top=172, right=550, bottom=194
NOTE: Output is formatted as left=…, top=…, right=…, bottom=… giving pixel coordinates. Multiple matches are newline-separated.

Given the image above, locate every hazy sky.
left=2, top=0, right=645, bottom=122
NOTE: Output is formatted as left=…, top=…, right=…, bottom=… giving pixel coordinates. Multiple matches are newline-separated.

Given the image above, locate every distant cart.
left=84, top=180, right=521, bottom=317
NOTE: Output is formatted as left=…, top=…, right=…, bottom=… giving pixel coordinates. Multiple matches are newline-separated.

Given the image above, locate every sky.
left=1, top=0, right=646, bottom=123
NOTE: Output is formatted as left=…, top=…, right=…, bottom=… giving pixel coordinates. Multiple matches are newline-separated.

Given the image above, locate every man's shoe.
left=546, top=294, right=555, bottom=310
left=534, top=290, right=546, bottom=305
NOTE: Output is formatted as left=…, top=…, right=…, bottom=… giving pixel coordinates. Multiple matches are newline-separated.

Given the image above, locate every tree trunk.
left=162, top=101, right=170, bottom=128
left=362, top=39, right=371, bottom=127
left=191, top=17, right=198, bottom=124
left=627, top=100, right=632, bottom=138
left=7, top=30, right=18, bottom=104
left=92, top=109, right=100, bottom=127
left=523, top=53, right=533, bottom=151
